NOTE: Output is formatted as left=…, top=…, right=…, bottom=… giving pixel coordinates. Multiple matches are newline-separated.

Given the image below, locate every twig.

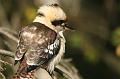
left=0, top=28, right=18, bottom=43
left=55, top=67, right=72, bottom=79
left=0, top=27, right=17, bottom=35
left=0, top=72, right=6, bottom=79
left=57, top=59, right=82, bottom=79
left=0, top=60, right=12, bottom=66
left=56, top=65, right=74, bottom=79
left=0, top=49, right=14, bottom=58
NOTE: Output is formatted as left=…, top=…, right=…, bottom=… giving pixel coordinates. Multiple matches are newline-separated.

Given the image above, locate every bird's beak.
left=64, top=23, right=74, bottom=31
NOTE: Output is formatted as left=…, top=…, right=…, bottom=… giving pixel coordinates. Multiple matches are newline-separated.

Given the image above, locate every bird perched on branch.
left=13, top=0, right=71, bottom=79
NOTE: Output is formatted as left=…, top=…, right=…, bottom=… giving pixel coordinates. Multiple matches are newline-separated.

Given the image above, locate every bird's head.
left=33, top=4, right=71, bottom=32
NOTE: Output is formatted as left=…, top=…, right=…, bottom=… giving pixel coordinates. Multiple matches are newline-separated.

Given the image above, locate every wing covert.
left=26, top=32, right=60, bottom=66
left=15, top=22, right=60, bottom=66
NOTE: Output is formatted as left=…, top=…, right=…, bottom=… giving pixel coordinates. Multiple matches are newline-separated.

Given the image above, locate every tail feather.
left=13, top=59, right=35, bottom=79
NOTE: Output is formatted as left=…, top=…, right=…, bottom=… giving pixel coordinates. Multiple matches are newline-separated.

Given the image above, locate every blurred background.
left=0, top=0, right=120, bottom=79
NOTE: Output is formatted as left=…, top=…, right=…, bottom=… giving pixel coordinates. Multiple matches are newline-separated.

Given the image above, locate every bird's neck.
left=33, top=16, right=57, bottom=32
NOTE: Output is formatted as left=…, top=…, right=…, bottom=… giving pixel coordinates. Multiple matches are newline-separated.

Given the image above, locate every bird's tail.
left=13, top=59, right=39, bottom=79
left=12, top=72, right=33, bottom=79
left=12, top=67, right=34, bottom=79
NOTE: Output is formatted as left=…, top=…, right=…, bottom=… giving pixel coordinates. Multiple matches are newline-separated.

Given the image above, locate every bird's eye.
left=52, top=20, right=66, bottom=26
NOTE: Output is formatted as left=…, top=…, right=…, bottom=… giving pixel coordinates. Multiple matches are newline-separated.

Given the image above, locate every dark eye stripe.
left=37, top=13, right=44, bottom=17
left=48, top=4, right=59, bottom=7
left=52, top=20, right=66, bottom=26
left=51, top=4, right=59, bottom=7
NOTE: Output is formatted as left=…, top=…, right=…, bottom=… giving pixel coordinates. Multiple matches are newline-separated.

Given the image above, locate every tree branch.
left=0, top=60, right=12, bottom=66
left=0, top=49, right=14, bottom=58
left=0, top=28, right=18, bottom=43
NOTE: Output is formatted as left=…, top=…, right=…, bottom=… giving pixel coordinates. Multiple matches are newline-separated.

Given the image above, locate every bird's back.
left=14, top=22, right=60, bottom=79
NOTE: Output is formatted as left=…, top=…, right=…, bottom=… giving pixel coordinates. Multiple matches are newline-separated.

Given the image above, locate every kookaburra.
left=13, top=2, right=70, bottom=79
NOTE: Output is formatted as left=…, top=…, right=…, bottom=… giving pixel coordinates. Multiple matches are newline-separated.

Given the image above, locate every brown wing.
left=15, top=22, right=60, bottom=73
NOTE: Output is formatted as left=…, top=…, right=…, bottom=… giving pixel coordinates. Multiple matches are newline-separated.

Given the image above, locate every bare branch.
left=0, top=49, right=14, bottom=58
left=0, top=60, right=12, bottom=66
left=56, top=59, right=82, bottom=79
left=0, top=28, right=18, bottom=43
left=0, top=27, right=17, bottom=35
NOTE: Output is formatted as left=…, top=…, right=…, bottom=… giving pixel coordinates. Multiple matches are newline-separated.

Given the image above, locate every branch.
left=0, top=27, right=17, bottom=35
left=0, top=60, right=12, bottom=66
left=0, top=49, right=14, bottom=58
left=56, top=59, right=82, bottom=79
left=0, top=28, right=18, bottom=43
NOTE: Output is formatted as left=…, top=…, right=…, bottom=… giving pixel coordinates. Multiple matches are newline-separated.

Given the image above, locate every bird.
left=13, top=1, right=71, bottom=79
